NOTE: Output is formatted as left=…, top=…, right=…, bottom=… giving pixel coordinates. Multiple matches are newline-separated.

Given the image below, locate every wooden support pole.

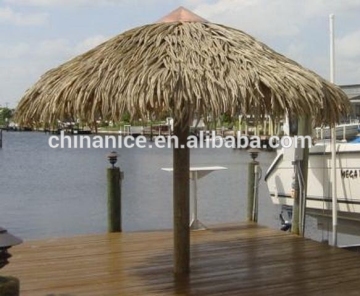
left=263, top=118, right=267, bottom=136
left=253, top=163, right=260, bottom=222
left=150, top=122, right=153, bottom=142
left=247, top=153, right=259, bottom=222
left=298, top=116, right=311, bottom=235
left=0, top=276, right=19, bottom=296
left=107, top=165, right=122, bottom=232
left=291, top=175, right=300, bottom=235
left=173, top=123, right=190, bottom=275
left=291, top=116, right=311, bottom=236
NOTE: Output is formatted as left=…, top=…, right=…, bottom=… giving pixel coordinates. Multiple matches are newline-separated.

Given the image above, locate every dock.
left=2, top=223, right=360, bottom=295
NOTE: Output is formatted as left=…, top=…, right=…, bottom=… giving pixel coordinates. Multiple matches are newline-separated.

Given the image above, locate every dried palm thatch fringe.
left=15, top=22, right=350, bottom=127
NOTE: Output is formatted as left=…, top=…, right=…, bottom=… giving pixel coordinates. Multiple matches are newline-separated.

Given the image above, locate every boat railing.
left=264, top=150, right=284, bottom=182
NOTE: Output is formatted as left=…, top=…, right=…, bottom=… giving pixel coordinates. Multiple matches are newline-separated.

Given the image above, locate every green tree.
left=0, top=107, right=13, bottom=126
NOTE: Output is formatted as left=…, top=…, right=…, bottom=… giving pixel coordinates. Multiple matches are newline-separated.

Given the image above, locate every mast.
left=330, top=13, right=337, bottom=247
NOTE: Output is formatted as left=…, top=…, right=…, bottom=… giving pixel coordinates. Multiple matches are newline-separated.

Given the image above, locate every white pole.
left=330, top=14, right=337, bottom=247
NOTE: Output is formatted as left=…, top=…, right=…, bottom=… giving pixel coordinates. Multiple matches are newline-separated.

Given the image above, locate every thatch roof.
left=15, top=7, right=350, bottom=126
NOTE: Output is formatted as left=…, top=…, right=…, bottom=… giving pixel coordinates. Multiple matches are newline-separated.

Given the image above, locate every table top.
left=161, top=166, right=227, bottom=172
left=161, top=166, right=227, bottom=180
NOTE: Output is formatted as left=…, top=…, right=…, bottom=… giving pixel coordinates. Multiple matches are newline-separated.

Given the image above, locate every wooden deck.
left=2, top=223, right=360, bottom=295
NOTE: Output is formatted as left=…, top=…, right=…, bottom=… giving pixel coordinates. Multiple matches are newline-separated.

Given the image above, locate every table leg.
left=190, top=171, right=206, bottom=230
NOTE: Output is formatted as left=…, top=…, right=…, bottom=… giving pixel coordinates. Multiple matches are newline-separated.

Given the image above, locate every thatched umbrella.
left=15, top=7, right=350, bottom=274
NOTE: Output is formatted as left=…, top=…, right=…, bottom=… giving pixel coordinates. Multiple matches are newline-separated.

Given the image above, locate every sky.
left=1, top=0, right=360, bottom=108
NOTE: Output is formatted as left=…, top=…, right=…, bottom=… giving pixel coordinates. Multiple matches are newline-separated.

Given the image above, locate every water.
left=1, top=131, right=357, bottom=245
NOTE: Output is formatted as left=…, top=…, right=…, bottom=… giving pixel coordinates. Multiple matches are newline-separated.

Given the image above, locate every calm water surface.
left=1, top=131, right=356, bottom=245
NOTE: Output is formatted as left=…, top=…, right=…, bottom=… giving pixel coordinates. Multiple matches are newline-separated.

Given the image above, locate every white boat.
left=265, top=141, right=360, bottom=235
left=314, top=122, right=359, bottom=141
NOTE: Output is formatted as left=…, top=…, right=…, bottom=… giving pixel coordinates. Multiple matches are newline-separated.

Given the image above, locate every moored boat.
left=265, top=142, right=360, bottom=235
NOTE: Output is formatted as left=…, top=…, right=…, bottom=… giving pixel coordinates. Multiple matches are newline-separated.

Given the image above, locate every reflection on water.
left=1, top=131, right=356, bottom=245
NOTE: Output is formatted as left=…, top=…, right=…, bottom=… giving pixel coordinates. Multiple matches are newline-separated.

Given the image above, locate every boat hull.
left=265, top=143, right=360, bottom=233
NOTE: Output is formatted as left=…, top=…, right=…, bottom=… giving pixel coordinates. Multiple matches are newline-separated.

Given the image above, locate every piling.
left=253, top=164, right=260, bottom=222
left=247, top=149, right=260, bottom=222
left=150, top=122, right=153, bottom=141
left=0, top=129, right=2, bottom=148
left=291, top=174, right=300, bottom=235
left=107, top=151, right=123, bottom=232
left=291, top=116, right=311, bottom=236
left=0, top=276, right=19, bottom=296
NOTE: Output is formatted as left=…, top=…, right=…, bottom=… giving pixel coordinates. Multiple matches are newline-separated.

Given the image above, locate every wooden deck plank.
left=1, top=223, right=360, bottom=295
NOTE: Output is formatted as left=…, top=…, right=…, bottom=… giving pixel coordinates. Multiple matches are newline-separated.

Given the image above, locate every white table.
left=161, top=166, right=227, bottom=230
